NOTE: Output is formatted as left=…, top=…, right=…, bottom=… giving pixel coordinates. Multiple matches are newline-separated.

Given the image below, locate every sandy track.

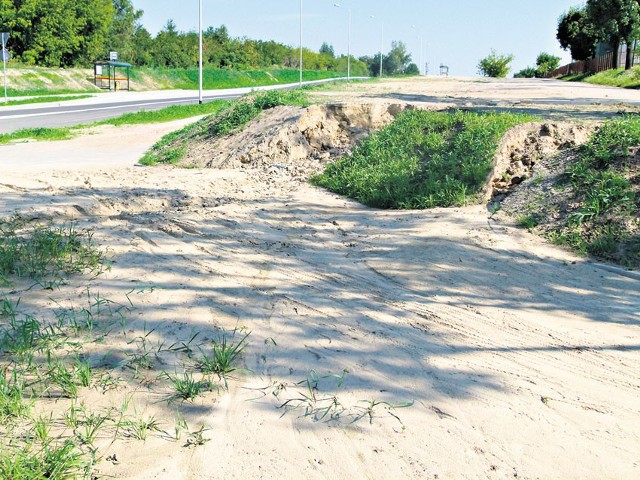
left=0, top=77, right=639, bottom=479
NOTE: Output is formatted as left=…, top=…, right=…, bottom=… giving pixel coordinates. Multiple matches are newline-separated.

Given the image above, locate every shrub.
left=477, top=50, right=514, bottom=78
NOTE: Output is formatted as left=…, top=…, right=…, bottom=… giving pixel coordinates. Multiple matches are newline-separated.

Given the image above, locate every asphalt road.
left=0, top=78, right=360, bottom=134
left=0, top=92, right=242, bottom=133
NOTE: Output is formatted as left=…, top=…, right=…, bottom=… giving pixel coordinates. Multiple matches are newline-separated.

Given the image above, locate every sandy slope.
left=0, top=77, right=639, bottom=479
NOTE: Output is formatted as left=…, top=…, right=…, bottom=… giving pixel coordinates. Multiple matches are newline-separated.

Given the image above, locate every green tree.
left=0, top=0, right=112, bottom=66
left=535, top=52, right=561, bottom=77
left=107, top=0, right=143, bottom=62
left=477, top=49, right=514, bottom=77
left=557, top=6, right=598, bottom=61
left=586, top=0, right=640, bottom=69
left=131, top=24, right=153, bottom=65
left=514, top=66, right=537, bottom=78
left=404, top=63, right=420, bottom=75
left=152, top=20, right=191, bottom=68
left=319, top=42, right=335, bottom=58
left=384, top=41, right=411, bottom=75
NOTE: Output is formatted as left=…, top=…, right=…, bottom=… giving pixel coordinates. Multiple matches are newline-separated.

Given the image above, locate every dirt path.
left=0, top=77, right=639, bottom=479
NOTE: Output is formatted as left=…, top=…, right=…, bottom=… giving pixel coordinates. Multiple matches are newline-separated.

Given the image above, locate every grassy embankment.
left=139, top=89, right=310, bottom=166
left=562, top=66, right=640, bottom=88
left=3, top=66, right=349, bottom=100
left=514, top=116, right=639, bottom=268
left=312, top=110, right=537, bottom=208
left=130, top=67, right=349, bottom=90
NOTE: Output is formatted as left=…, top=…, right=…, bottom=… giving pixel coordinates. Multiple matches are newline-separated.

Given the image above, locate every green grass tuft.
left=0, top=216, right=106, bottom=286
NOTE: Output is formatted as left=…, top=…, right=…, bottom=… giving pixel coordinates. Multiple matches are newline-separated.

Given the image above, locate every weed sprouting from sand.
left=256, top=369, right=413, bottom=429
left=0, top=439, right=89, bottom=479
left=161, top=371, right=213, bottom=402
left=196, top=329, right=250, bottom=386
left=0, top=216, right=107, bottom=287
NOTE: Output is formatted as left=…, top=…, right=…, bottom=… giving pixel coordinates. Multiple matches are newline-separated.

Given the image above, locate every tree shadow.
left=1, top=180, right=638, bottom=418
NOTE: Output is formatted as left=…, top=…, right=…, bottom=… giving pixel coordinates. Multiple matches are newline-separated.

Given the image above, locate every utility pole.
left=198, top=0, right=203, bottom=104
left=380, top=20, right=384, bottom=78
left=299, top=0, right=303, bottom=87
left=334, top=3, right=352, bottom=80
left=1, top=32, right=9, bottom=103
left=370, top=16, right=383, bottom=78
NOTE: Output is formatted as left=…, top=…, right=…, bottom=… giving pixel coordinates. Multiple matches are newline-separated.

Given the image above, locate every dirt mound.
left=179, top=103, right=416, bottom=179
left=488, top=122, right=595, bottom=199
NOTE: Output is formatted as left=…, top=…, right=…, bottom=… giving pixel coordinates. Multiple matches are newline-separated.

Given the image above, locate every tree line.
left=0, top=0, right=417, bottom=77
left=557, top=0, right=640, bottom=69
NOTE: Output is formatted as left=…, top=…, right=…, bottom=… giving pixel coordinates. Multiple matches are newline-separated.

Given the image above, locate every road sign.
left=1, top=50, right=11, bottom=62
left=110, top=51, right=118, bottom=61
left=0, top=32, right=8, bottom=49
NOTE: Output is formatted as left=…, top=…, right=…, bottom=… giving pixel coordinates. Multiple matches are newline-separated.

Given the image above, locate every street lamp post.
left=299, top=0, right=303, bottom=87
left=370, top=15, right=383, bottom=78
left=333, top=3, right=351, bottom=81
left=198, top=0, right=203, bottom=104
left=412, top=25, right=423, bottom=76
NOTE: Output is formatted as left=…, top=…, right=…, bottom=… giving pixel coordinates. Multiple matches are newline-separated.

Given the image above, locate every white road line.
left=0, top=98, right=217, bottom=120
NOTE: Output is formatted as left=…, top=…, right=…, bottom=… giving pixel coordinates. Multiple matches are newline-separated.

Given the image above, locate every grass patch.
left=562, top=66, right=640, bottom=89
left=1, top=95, right=93, bottom=107
left=0, top=100, right=230, bottom=145
left=132, top=67, right=347, bottom=90
left=0, top=127, right=75, bottom=144
left=507, top=116, right=640, bottom=268
left=312, top=109, right=536, bottom=209
left=562, top=116, right=639, bottom=265
left=95, top=100, right=229, bottom=127
left=196, top=330, right=249, bottom=387
left=0, top=216, right=107, bottom=287
left=141, top=89, right=309, bottom=166
left=0, top=440, right=89, bottom=479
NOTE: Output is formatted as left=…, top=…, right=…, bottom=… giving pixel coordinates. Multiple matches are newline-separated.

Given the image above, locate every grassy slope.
left=562, top=66, right=640, bottom=89
left=4, top=66, right=348, bottom=97
left=312, top=110, right=537, bottom=209
left=513, top=117, right=639, bottom=268
left=140, top=89, right=309, bottom=166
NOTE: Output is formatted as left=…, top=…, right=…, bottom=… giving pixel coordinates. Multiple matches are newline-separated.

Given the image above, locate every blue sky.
left=131, top=0, right=580, bottom=76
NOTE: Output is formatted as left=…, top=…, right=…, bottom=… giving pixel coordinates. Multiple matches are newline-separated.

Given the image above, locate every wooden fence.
left=548, top=48, right=639, bottom=77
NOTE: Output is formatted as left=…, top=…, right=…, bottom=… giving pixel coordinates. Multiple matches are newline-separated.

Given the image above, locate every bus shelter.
left=94, top=61, right=131, bottom=91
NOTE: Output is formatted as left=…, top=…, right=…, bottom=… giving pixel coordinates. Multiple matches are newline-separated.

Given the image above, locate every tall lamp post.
left=299, top=0, right=303, bottom=87
left=333, top=3, right=351, bottom=81
left=411, top=25, right=423, bottom=76
left=198, top=0, right=203, bottom=104
left=370, top=15, right=383, bottom=78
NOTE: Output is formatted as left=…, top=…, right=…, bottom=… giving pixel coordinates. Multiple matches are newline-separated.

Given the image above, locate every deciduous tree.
left=586, top=0, right=640, bottom=69
left=477, top=50, right=514, bottom=78
left=557, top=6, right=597, bottom=61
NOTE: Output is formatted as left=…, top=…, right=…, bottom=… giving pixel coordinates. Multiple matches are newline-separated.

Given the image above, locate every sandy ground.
left=1, top=77, right=639, bottom=479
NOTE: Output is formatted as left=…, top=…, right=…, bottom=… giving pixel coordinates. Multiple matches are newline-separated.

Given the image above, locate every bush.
left=514, top=67, right=537, bottom=78
left=477, top=50, right=514, bottom=78
left=534, top=52, right=561, bottom=78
